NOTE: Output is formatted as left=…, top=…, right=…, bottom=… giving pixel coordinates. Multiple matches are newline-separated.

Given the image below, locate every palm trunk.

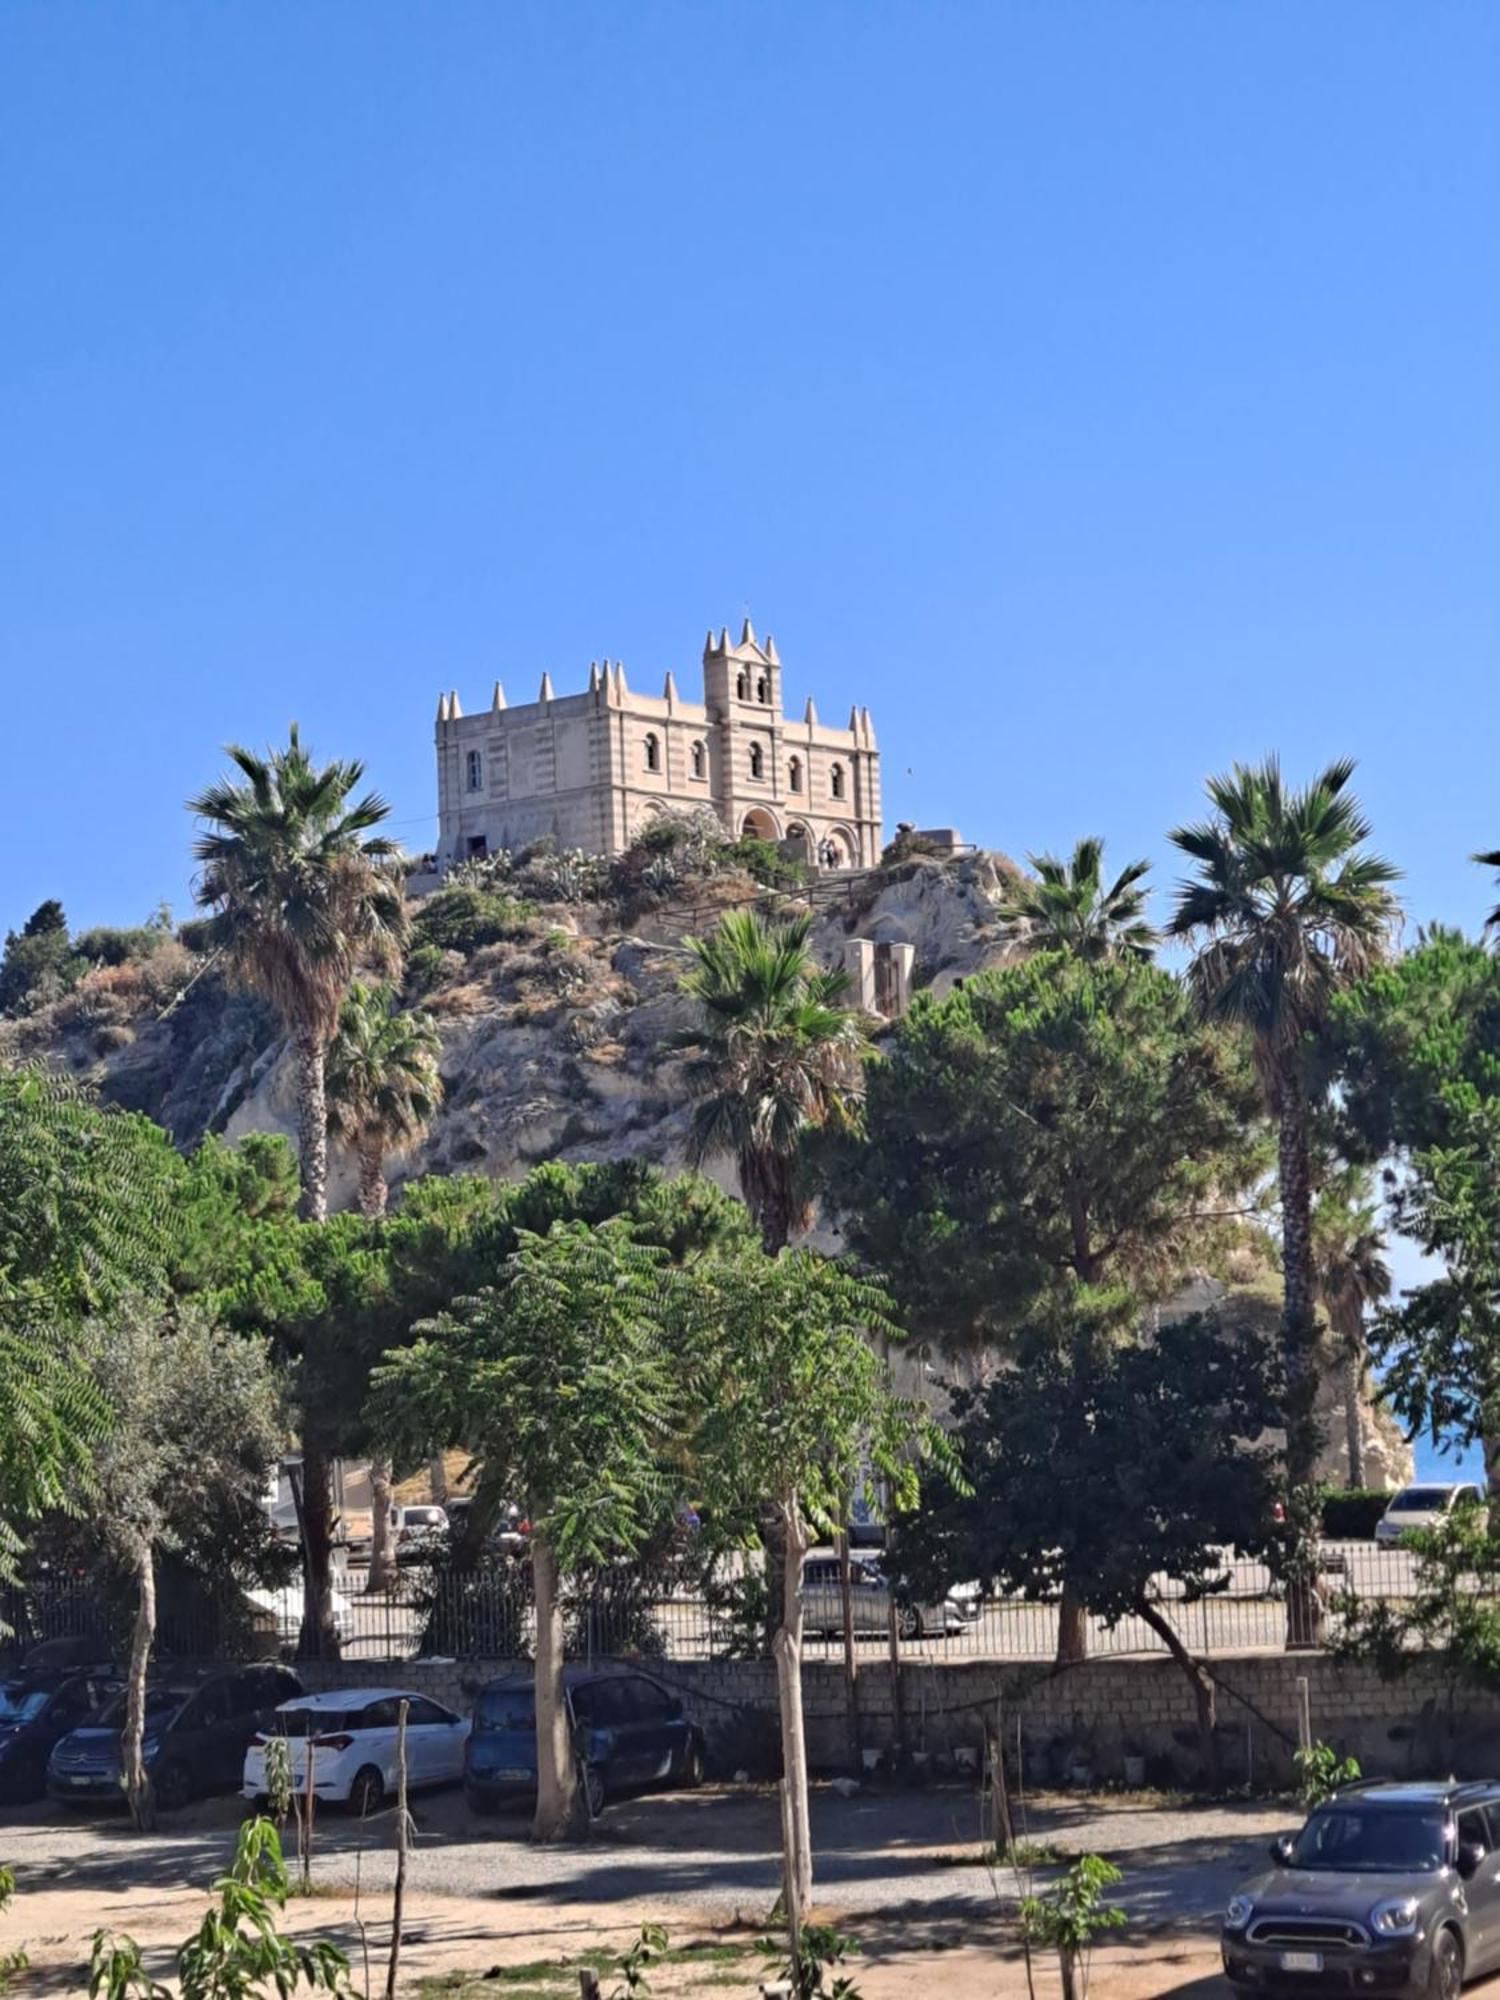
left=771, top=1499, right=813, bottom=1912
left=122, top=1537, right=156, bottom=1831
left=1056, top=1584, right=1089, bottom=1665
left=1482, top=1420, right=1500, bottom=1506
left=744, top=1148, right=795, bottom=1255
left=366, top=1458, right=397, bottom=1595
left=1334, top=1303, right=1367, bottom=1491
left=532, top=1530, right=581, bottom=1841
left=1277, top=1076, right=1324, bottom=1649
left=294, top=1031, right=329, bottom=1223
left=295, top=1439, right=342, bottom=1661
left=357, top=1140, right=388, bottom=1220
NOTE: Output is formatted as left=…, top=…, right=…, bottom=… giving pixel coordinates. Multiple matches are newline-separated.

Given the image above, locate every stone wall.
left=292, top=1651, right=1500, bottom=1790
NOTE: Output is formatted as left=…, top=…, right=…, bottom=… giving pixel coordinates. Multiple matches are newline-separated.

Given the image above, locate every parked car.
left=244, top=1581, right=356, bottom=1652
left=1221, top=1778, right=1500, bottom=1997
left=0, top=1668, right=119, bottom=1804
left=394, top=1505, right=450, bottom=1563
left=464, top=1667, right=704, bottom=1817
left=802, top=1555, right=981, bottom=1640
left=1375, top=1484, right=1485, bottom=1546
left=244, top=1687, right=470, bottom=1815
left=444, top=1496, right=530, bottom=1557
left=48, top=1664, right=302, bottom=1809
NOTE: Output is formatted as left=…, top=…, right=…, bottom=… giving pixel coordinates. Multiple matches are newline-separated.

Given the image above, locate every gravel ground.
left=0, top=1779, right=1294, bottom=1921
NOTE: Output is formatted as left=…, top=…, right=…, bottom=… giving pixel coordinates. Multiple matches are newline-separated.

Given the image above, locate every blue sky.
left=4, top=2, right=1499, bottom=942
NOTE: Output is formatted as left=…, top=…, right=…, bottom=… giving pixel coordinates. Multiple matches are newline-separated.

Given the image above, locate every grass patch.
left=932, top=1837, right=1070, bottom=1869
left=418, top=1940, right=757, bottom=1999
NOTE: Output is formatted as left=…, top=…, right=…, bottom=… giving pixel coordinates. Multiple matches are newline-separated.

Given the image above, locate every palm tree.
left=678, top=910, right=867, bottom=1252
left=1474, top=849, right=1500, bottom=932
left=188, top=726, right=404, bottom=1221
left=326, top=981, right=442, bottom=1595
left=188, top=725, right=404, bottom=1655
left=1167, top=757, right=1399, bottom=1640
left=1311, top=1169, right=1392, bottom=1491
left=997, top=835, right=1158, bottom=962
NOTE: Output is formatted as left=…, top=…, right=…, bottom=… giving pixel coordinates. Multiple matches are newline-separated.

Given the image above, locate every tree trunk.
left=532, top=1530, right=582, bottom=1842
left=122, top=1537, right=157, bottom=1832
left=358, top=1141, right=389, bottom=1220
left=1482, top=1420, right=1500, bottom=1505
left=1337, top=1312, right=1367, bottom=1492
left=428, top=1455, right=449, bottom=1506
left=294, top=1031, right=330, bottom=1223
left=1059, top=1943, right=1080, bottom=2000
left=366, top=1457, right=397, bottom=1595
left=836, top=1529, right=861, bottom=1774
left=295, top=1440, right=342, bottom=1661
left=743, top=1147, right=795, bottom=1255
left=1056, top=1584, right=1089, bottom=1665
left=1136, top=1595, right=1221, bottom=1788
left=1277, top=1076, right=1325, bottom=1649
left=383, top=1700, right=409, bottom=2000
left=771, top=1500, right=813, bottom=1912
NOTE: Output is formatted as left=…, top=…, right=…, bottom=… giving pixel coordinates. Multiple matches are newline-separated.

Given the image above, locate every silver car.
left=801, top=1555, right=980, bottom=1640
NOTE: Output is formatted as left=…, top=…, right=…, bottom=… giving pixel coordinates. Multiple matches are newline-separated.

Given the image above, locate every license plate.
left=68, top=1775, right=92, bottom=1787
left=1279, top=1952, right=1323, bottom=1972
left=495, top=1767, right=531, bottom=1781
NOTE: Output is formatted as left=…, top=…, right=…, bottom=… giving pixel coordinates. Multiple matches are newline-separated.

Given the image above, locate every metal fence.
left=1, top=1540, right=1445, bottom=1670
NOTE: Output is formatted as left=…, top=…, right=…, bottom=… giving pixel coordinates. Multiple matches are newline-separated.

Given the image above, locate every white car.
left=244, top=1582, right=356, bottom=1652
left=802, top=1554, right=981, bottom=1640
left=1374, top=1482, right=1485, bottom=1544
left=243, top=1687, right=471, bottom=1814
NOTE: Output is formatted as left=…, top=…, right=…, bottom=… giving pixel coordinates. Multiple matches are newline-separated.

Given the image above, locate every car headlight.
left=1224, top=1895, right=1255, bottom=1930
left=1370, top=1897, right=1420, bottom=1936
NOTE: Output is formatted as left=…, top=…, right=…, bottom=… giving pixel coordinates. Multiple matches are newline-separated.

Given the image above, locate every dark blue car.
left=464, top=1667, right=705, bottom=1816
left=0, top=1669, right=120, bottom=1804
left=47, top=1665, right=301, bottom=1810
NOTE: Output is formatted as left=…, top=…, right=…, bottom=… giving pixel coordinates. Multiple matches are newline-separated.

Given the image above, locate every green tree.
left=1331, top=930, right=1500, bottom=1488
left=187, top=725, right=404, bottom=1224
left=832, top=953, right=1257, bottom=1664
left=188, top=726, right=404, bottom=1656
left=0, top=899, right=83, bottom=1016
left=691, top=1249, right=948, bottom=1908
left=678, top=910, right=866, bottom=1252
left=79, top=1300, right=283, bottom=1828
left=369, top=1220, right=689, bottom=1841
left=888, top=1310, right=1278, bottom=1782
left=996, top=835, right=1158, bottom=962
left=1018, top=1854, right=1127, bottom=2000
left=1167, top=756, right=1399, bottom=1639
left=1310, top=1168, right=1391, bottom=1491
left=325, top=981, right=442, bottom=1592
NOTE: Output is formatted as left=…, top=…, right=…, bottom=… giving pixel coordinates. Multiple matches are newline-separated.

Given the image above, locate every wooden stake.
left=383, top=1699, right=409, bottom=2000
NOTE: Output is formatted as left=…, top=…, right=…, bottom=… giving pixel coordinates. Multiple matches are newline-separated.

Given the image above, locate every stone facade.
left=434, top=619, right=882, bottom=869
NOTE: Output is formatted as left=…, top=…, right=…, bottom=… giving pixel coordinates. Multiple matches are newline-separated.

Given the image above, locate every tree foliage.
left=996, top=835, right=1158, bottom=963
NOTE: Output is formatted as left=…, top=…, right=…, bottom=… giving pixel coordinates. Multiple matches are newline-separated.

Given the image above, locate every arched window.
left=756, top=675, right=768, bottom=703
left=788, top=755, right=803, bottom=793
left=830, top=762, right=845, bottom=800
left=466, top=749, right=483, bottom=792
left=736, top=671, right=748, bottom=700
left=749, top=742, right=764, bottom=780
left=644, top=733, right=660, bottom=773
left=690, top=741, right=705, bottom=780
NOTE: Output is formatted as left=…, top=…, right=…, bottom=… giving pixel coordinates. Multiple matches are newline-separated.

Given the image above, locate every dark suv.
left=1222, top=1779, right=1500, bottom=1997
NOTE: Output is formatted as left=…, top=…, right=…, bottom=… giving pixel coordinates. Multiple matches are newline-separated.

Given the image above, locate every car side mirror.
left=1269, top=1835, right=1297, bottom=1867
left=1459, top=1841, right=1486, bottom=1879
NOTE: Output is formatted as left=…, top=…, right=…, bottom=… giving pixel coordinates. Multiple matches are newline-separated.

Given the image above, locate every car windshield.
left=97, top=1688, right=183, bottom=1727
left=1290, top=1808, right=1447, bottom=1873
left=475, top=1689, right=534, bottom=1731
left=1389, top=1488, right=1452, bottom=1512
left=0, top=1685, right=50, bottom=1723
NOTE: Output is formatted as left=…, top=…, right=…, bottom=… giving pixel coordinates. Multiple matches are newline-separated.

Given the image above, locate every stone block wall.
left=292, top=1651, right=1500, bottom=1789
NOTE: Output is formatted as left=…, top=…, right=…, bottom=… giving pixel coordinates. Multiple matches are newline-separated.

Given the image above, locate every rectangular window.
left=466, top=749, right=484, bottom=792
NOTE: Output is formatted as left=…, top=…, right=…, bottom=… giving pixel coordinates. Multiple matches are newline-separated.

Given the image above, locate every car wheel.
left=681, top=1737, right=706, bottom=1789
left=348, top=1765, right=384, bottom=1817
left=897, top=1604, right=921, bottom=1641
left=580, top=1762, right=606, bottom=1820
left=1428, top=1928, right=1462, bottom=2000
left=153, top=1761, right=190, bottom=1812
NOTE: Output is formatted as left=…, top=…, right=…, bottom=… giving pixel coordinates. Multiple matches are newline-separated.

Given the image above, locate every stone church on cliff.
left=435, top=620, right=882, bottom=870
